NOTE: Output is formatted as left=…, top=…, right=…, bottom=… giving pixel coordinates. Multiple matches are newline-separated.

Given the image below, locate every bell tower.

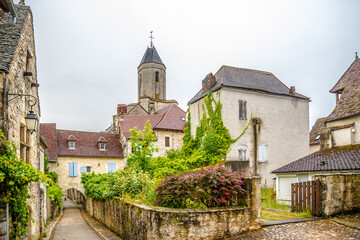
left=138, top=32, right=166, bottom=101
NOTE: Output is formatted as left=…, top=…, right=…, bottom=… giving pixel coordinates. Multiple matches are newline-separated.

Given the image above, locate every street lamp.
left=7, top=93, right=38, bottom=134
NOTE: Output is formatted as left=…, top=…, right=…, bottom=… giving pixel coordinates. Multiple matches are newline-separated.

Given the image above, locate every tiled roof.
left=188, top=65, right=310, bottom=104
left=139, top=46, right=164, bottom=67
left=56, top=130, right=123, bottom=158
left=309, top=118, right=326, bottom=145
left=40, top=123, right=58, bottom=161
left=40, top=123, right=123, bottom=158
left=272, top=145, right=360, bottom=173
left=120, top=114, right=164, bottom=139
left=326, top=74, right=360, bottom=122
left=120, top=104, right=186, bottom=138
left=0, top=4, right=30, bottom=72
left=330, top=57, right=360, bottom=93
left=154, top=104, right=186, bottom=131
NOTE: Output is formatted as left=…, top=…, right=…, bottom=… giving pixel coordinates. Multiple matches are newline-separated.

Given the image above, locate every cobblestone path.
left=229, top=219, right=360, bottom=240
left=52, top=199, right=101, bottom=240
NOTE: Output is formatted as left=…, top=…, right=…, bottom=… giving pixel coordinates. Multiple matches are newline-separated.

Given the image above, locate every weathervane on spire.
left=149, top=31, right=154, bottom=48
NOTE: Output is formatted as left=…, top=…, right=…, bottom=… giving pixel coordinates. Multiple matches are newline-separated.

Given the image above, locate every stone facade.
left=315, top=173, right=360, bottom=216
left=0, top=4, right=46, bottom=239
left=49, top=156, right=125, bottom=193
left=189, top=87, right=309, bottom=187
left=86, top=177, right=261, bottom=240
left=138, top=62, right=166, bottom=102
left=154, top=130, right=183, bottom=157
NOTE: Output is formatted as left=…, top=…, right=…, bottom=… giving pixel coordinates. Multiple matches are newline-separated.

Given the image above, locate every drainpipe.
left=0, top=0, right=18, bottom=28
left=252, top=118, right=260, bottom=176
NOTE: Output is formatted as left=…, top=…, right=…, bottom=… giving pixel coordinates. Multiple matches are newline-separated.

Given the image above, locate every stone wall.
left=0, top=202, right=8, bottom=240
left=154, top=129, right=183, bottom=157
left=316, top=173, right=360, bottom=216
left=86, top=177, right=261, bottom=240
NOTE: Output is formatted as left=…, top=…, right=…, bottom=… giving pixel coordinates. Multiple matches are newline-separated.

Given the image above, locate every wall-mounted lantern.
left=7, top=93, right=38, bottom=134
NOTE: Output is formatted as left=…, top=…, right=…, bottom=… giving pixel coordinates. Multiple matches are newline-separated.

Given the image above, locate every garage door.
left=278, top=176, right=297, bottom=200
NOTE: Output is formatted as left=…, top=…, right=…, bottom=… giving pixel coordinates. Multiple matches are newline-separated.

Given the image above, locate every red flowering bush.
left=155, top=165, right=246, bottom=208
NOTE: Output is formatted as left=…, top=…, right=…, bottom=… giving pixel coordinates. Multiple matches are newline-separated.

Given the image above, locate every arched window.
left=155, top=71, right=159, bottom=82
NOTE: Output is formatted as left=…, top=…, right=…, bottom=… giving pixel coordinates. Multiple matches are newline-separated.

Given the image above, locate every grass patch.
left=261, top=209, right=313, bottom=222
left=261, top=186, right=290, bottom=211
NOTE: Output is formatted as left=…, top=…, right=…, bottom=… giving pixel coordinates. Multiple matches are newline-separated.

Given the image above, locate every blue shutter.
left=73, top=162, right=78, bottom=176
left=69, top=162, right=74, bottom=176
left=108, top=163, right=116, bottom=173
left=81, top=166, right=86, bottom=173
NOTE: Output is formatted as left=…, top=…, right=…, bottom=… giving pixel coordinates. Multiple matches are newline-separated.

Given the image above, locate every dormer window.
left=100, top=142, right=106, bottom=151
left=97, top=136, right=108, bottom=151
left=69, top=141, right=76, bottom=149
left=67, top=135, right=78, bottom=149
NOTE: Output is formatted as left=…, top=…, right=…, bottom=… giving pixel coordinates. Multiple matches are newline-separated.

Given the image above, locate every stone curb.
left=43, top=209, right=64, bottom=240
left=330, top=219, right=360, bottom=230
left=261, top=217, right=323, bottom=227
left=79, top=209, right=107, bottom=240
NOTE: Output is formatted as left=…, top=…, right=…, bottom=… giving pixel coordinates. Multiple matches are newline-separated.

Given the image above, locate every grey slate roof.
left=272, top=145, right=360, bottom=173
left=188, top=65, right=310, bottom=104
left=0, top=4, right=30, bottom=72
left=139, top=46, right=164, bottom=66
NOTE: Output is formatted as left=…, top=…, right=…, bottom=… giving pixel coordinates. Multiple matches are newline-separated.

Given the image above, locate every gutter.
left=0, top=0, right=17, bottom=28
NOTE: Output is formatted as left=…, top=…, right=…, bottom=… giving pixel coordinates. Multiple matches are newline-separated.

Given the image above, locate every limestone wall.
left=316, top=173, right=360, bottom=216
left=86, top=177, right=261, bottom=240
left=50, top=156, right=125, bottom=193
left=189, top=88, right=309, bottom=187
left=154, top=130, right=183, bottom=157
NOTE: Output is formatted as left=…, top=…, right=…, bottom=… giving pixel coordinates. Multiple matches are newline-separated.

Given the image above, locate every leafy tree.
left=127, top=120, right=157, bottom=172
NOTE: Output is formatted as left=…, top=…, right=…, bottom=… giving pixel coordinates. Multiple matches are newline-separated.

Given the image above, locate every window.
left=69, top=141, right=76, bottom=149
left=155, top=71, right=159, bottom=82
left=238, top=149, right=246, bottom=161
left=108, top=163, right=116, bottom=173
left=314, top=134, right=320, bottom=141
left=99, top=142, right=106, bottom=151
left=258, top=144, right=268, bottom=162
left=69, top=162, right=78, bottom=177
left=165, top=136, right=170, bottom=147
left=239, top=100, right=247, bottom=120
left=81, top=166, right=91, bottom=174
left=20, top=125, right=31, bottom=163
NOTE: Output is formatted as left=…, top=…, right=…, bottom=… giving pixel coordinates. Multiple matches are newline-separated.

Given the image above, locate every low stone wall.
left=316, top=173, right=360, bottom=216
left=86, top=177, right=261, bottom=240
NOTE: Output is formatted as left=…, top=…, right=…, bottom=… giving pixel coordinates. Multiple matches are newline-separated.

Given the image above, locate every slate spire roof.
left=139, top=46, right=164, bottom=67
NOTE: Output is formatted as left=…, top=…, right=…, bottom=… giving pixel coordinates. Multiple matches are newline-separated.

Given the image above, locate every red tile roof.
left=119, top=104, right=186, bottom=138
left=40, top=123, right=58, bottom=161
left=154, top=104, right=186, bottom=131
left=40, top=123, right=123, bottom=159
left=272, top=144, right=360, bottom=173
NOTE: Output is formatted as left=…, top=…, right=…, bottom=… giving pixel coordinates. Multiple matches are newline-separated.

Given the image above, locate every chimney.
left=202, top=73, right=216, bottom=93
left=289, top=86, right=296, bottom=94
left=117, top=104, right=127, bottom=115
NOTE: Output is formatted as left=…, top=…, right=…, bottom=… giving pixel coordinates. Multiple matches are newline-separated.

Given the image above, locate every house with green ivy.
left=188, top=65, right=310, bottom=187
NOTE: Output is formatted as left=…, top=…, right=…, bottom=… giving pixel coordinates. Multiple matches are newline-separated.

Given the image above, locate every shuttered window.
left=258, top=144, right=268, bottom=162
left=81, top=166, right=91, bottom=173
left=239, top=100, right=247, bottom=120
left=108, top=163, right=116, bottom=173
left=69, top=162, right=78, bottom=176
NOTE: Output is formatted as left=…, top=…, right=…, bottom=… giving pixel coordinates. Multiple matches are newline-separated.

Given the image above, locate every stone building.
left=273, top=53, right=360, bottom=202
left=0, top=1, right=46, bottom=238
left=40, top=123, right=124, bottom=193
left=106, top=41, right=186, bottom=158
left=188, top=66, right=310, bottom=187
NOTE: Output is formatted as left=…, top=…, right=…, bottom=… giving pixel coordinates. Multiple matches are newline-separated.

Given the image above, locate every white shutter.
left=258, top=144, right=268, bottom=162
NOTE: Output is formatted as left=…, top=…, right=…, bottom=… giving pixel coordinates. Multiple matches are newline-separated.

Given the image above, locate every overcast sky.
left=25, top=0, right=360, bottom=132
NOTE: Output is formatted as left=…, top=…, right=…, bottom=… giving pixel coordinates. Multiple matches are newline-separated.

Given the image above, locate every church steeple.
left=138, top=32, right=166, bottom=102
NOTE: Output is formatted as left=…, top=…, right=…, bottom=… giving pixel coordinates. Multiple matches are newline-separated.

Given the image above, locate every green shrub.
left=81, top=172, right=112, bottom=200
left=155, top=165, right=246, bottom=209
left=47, top=184, right=63, bottom=207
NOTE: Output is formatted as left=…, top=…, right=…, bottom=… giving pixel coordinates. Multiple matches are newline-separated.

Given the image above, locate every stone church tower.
left=138, top=46, right=166, bottom=101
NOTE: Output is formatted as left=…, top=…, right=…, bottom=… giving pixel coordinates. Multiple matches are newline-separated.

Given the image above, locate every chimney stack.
left=289, top=86, right=296, bottom=94
left=202, top=73, right=216, bottom=93
left=117, top=104, right=127, bottom=115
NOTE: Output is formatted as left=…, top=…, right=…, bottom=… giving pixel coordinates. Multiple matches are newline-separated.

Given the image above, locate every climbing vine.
left=0, top=131, right=49, bottom=239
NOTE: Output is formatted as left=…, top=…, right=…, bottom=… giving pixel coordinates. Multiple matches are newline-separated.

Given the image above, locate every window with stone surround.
left=238, top=149, right=246, bottom=161
left=20, top=125, right=31, bottom=163
left=165, top=136, right=170, bottom=147
left=239, top=100, right=247, bottom=120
